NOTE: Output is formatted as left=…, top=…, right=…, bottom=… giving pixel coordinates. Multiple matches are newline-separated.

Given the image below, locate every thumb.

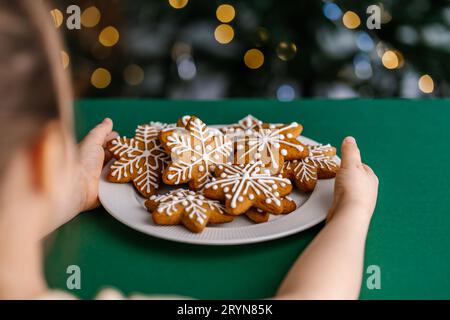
left=340, top=136, right=362, bottom=168
left=82, top=118, right=114, bottom=147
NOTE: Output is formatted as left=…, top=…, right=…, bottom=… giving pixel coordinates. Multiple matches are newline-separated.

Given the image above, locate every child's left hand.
left=76, top=118, right=118, bottom=212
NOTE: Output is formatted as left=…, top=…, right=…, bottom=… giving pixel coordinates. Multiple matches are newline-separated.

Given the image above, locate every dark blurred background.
left=51, top=0, right=450, bottom=99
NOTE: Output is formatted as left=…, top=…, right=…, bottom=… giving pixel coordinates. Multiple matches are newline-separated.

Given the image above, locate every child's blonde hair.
left=0, top=0, right=73, bottom=177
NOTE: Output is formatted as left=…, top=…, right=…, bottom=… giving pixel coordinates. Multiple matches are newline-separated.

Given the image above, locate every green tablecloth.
left=45, top=99, right=450, bottom=299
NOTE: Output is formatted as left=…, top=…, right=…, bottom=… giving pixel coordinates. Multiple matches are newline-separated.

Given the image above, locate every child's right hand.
left=327, top=137, right=379, bottom=222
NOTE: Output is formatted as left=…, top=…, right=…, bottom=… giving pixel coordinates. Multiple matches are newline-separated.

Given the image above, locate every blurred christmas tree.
left=53, top=0, right=450, bottom=99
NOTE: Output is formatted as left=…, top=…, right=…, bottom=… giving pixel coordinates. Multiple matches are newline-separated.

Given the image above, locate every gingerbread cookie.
left=281, top=144, right=339, bottom=192
left=177, top=115, right=191, bottom=128
left=203, top=161, right=293, bottom=215
left=159, top=116, right=233, bottom=190
left=234, top=122, right=308, bottom=174
left=221, top=114, right=263, bottom=136
left=245, top=197, right=297, bottom=223
left=107, top=124, right=170, bottom=197
left=145, top=189, right=233, bottom=233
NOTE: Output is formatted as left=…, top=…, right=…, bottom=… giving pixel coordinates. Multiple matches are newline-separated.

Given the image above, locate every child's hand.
left=76, top=118, right=118, bottom=212
left=327, top=137, right=378, bottom=222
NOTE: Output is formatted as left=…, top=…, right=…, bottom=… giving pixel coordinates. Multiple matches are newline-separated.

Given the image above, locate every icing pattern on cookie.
left=205, top=161, right=291, bottom=209
left=149, top=189, right=225, bottom=224
left=281, top=144, right=339, bottom=192
left=149, top=121, right=176, bottom=132
left=108, top=124, right=169, bottom=196
left=234, top=122, right=306, bottom=173
left=290, top=144, right=338, bottom=182
left=222, top=114, right=263, bottom=135
left=163, top=117, right=233, bottom=190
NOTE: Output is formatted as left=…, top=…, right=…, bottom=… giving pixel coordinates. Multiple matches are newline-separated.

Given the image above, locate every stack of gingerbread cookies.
left=106, top=115, right=339, bottom=233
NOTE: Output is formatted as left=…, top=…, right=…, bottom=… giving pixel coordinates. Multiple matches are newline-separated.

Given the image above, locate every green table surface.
left=45, top=99, right=450, bottom=299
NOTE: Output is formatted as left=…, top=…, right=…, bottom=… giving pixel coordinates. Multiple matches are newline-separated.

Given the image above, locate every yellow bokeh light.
left=394, top=50, right=404, bottom=68
left=381, top=50, right=399, bottom=69
left=244, top=49, right=264, bottom=69
left=276, top=42, right=297, bottom=61
left=50, top=9, right=63, bottom=28
left=91, top=68, right=111, bottom=89
left=214, top=24, right=234, bottom=44
left=418, top=74, right=434, bottom=93
left=81, top=6, right=101, bottom=28
left=99, top=26, right=120, bottom=47
left=216, top=4, right=235, bottom=23
left=61, top=51, right=70, bottom=69
left=124, top=64, right=145, bottom=86
left=342, top=11, right=361, bottom=29
left=168, top=0, right=189, bottom=9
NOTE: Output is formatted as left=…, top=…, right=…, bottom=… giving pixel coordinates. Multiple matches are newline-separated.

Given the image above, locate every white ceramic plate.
left=99, top=133, right=339, bottom=245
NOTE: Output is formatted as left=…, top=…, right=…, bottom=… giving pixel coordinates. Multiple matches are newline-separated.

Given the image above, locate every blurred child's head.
left=0, top=0, right=76, bottom=231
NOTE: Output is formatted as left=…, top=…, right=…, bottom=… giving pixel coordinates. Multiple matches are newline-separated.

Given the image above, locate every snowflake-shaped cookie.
left=221, top=114, right=263, bottom=136
left=160, top=116, right=233, bottom=190
left=203, top=161, right=293, bottom=215
left=107, top=124, right=170, bottom=197
left=234, top=122, right=308, bottom=174
left=281, top=144, right=339, bottom=192
left=245, top=196, right=297, bottom=223
left=145, top=189, right=233, bottom=233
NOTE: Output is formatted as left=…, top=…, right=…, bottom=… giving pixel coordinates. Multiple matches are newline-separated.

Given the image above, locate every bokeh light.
left=277, top=84, right=296, bottom=101
left=61, top=50, right=70, bottom=69
left=81, top=6, right=101, bottom=28
left=177, top=56, right=197, bottom=80
left=91, top=68, right=111, bottom=89
left=418, top=74, right=434, bottom=93
left=323, top=2, right=342, bottom=21
left=382, top=50, right=399, bottom=69
left=342, top=11, right=361, bottom=29
left=168, top=0, right=189, bottom=9
left=353, top=53, right=372, bottom=80
left=244, top=49, right=264, bottom=69
left=214, top=24, right=234, bottom=44
left=394, top=50, right=404, bottom=68
left=355, top=32, right=374, bottom=52
left=171, top=42, right=192, bottom=61
left=276, top=42, right=297, bottom=61
left=124, top=64, right=144, bottom=86
left=99, top=26, right=120, bottom=47
left=216, top=4, right=235, bottom=23
left=50, top=9, right=63, bottom=28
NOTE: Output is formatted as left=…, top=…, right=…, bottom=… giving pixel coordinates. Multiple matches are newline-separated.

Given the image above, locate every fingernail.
left=103, top=118, right=112, bottom=124
left=344, top=136, right=356, bottom=144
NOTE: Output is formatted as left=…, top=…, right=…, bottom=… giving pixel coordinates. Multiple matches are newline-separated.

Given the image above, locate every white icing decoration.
left=165, top=118, right=233, bottom=189
left=151, top=189, right=225, bottom=225
left=235, top=122, right=304, bottom=172
left=205, top=161, right=291, bottom=210
left=282, top=144, right=338, bottom=183
left=109, top=124, right=170, bottom=195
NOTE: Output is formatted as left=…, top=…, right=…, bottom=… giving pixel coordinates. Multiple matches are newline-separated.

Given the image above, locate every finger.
left=326, top=201, right=336, bottom=223
left=82, top=118, right=114, bottom=147
left=103, top=150, right=113, bottom=165
left=340, top=136, right=362, bottom=168
left=103, top=131, right=119, bottom=147
left=362, top=163, right=374, bottom=175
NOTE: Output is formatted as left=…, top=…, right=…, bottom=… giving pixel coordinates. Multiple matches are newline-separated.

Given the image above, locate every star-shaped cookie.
left=234, top=122, right=308, bottom=174
left=107, top=124, right=170, bottom=197
left=159, top=116, right=233, bottom=190
left=203, top=161, right=292, bottom=215
left=145, top=189, right=233, bottom=233
left=281, top=144, right=339, bottom=192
